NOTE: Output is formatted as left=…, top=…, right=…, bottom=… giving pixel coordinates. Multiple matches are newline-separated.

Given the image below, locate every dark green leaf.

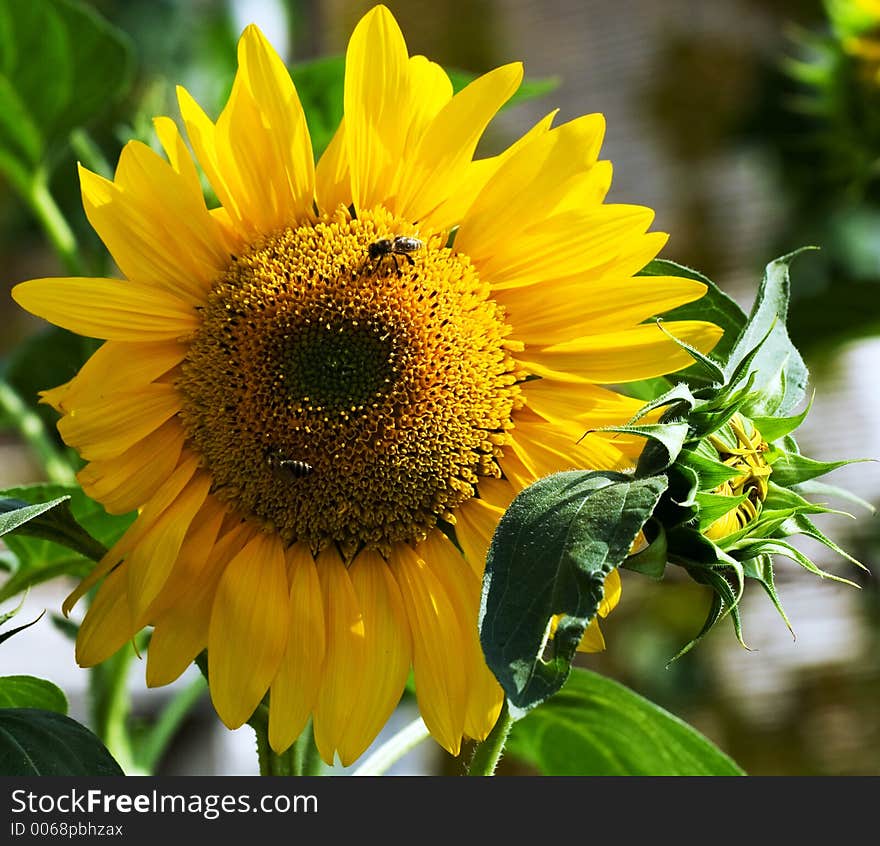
left=0, top=708, right=123, bottom=775
left=506, top=668, right=743, bottom=775
left=600, top=422, right=688, bottom=475
left=0, top=611, right=45, bottom=646
left=480, top=471, right=667, bottom=711
left=621, top=520, right=668, bottom=579
left=0, top=676, right=67, bottom=713
left=0, top=0, right=133, bottom=181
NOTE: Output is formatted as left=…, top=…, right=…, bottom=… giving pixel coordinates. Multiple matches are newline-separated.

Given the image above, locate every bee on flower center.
left=267, top=451, right=314, bottom=481
left=368, top=236, right=422, bottom=274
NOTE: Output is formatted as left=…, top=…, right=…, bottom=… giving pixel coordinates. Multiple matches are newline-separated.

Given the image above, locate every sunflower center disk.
left=179, top=208, right=521, bottom=554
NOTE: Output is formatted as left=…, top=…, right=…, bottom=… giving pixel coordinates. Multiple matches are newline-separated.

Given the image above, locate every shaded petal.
left=76, top=421, right=186, bottom=515
left=147, top=522, right=250, bottom=687
left=63, top=453, right=201, bottom=615
left=208, top=532, right=289, bottom=728
left=125, top=471, right=212, bottom=626
left=268, top=543, right=326, bottom=754
left=314, top=118, right=350, bottom=214
left=453, top=496, right=504, bottom=577
left=337, top=549, right=411, bottom=765
left=12, top=277, right=198, bottom=341
left=76, top=568, right=134, bottom=666
left=312, top=545, right=365, bottom=765
left=43, top=340, right=185, bottom=415
left=389, top=541, right=466, bottom=756
left=57, top=383, right=181, bottom=461
left=417, top=531, right=502, bottom=741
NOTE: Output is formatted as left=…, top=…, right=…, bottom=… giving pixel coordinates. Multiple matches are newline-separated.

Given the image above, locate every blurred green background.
left=1, top=0, right=878, bottom=775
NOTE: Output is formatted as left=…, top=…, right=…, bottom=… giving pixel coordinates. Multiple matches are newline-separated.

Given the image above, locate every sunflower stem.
left=465, top=700, right=513, bottom=776
left=27, top=172, right=83, bottom=276
left=350, top=716, right=431, bottom=776
left=90, top=643, right=144, bottom=775
left=0, top=380, right=76, bottom=485
left=291, top=719, right=324, bottom=775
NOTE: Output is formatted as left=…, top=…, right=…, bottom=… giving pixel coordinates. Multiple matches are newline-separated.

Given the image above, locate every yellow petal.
left=498, top=275, right=709, bottom=345
left=76, top=421, right=186, bottom=515
left=519, top=320, right=724, bottom=384
left=456, top=113, right=606, bottom=257
left=79, top=156, right=229, bottom=304
left=208, top=532, right=289, bottom=728
left=394, top=62, right=523, bottom=223
left=63, top=454, right=201, bottom=615
left=453, top=496, right=504, bottom=577
left=389, top=541, right=466, bottom=756
left=12, top=277, right=198, bottom=341
left=153, top=116, right=204, bottom=199
left=268, top=543, right=326, bottom=754
left=599, top=568, right=622, bottom=618
left=315, top=118, right=350, bottom=214
left=427, top=110, right=558, bottom=231
left=481, top=205, right=657, bottom=290
left=45, top=340, right=185, bottom=415
left=57, top=383, right=181, bottom=461
left=337, top=549, right=412, bottom=765
left=417, top=531, right=502, bottom=741
left=76, top=567, right=134, bottom=667
left=520, top=378, right=646, bottom=429
left=312, top=545, right=365, bottom=765
left=147, top=522, right=250, bottom=687
left=344, top=5, right=411, bottom=212
left=576, top=616, right=606, bottom=653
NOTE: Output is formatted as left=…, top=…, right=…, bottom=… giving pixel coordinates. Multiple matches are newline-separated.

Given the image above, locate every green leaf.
left=0, top=496, right=107, bottom=562
left=727, top=250, right=811, bottom=417
left=0, top=0, right=133, bottom=182
left=678, top=448, right=742, bottom=489
left=480, top=471, right=667, bottom=712
left=621, top=520, right=668, bottom=579
left=0, top=610, right=45, bottom=646
left=0, top=485, right=132, bottom=604
left=290, top=55, right=344, bottom=162
left=768, top=449, right=868, bottom=487
left=695, top=490, right=749, bottom=530
left=506, top=668, right=743, bottom=775
left=0, top=676, right=67, bottom=713
left=0, top=708, right=123, bottom=775
left=741, top=553, right=793, bottom=635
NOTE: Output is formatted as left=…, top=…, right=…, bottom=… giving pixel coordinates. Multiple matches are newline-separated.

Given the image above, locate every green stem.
left=350, top=716, right=430, bottom=776
left=27, top=173, right=83, bottom=276
left=136, top=675, right=207, bottom=774
left=466, top=699, right=514, bottom=776
left=90, top=644, right=143, bottom=775
left=249, top=707, right=323, bottom=775
left=0, top=380, right=76, bottom=485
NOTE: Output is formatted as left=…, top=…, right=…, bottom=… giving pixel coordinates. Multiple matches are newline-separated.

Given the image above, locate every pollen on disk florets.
left=178, top=206, right=523, bottom=554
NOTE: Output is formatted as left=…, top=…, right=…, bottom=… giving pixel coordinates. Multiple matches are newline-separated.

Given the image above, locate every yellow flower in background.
left=12, top=5, right=720, bottom=765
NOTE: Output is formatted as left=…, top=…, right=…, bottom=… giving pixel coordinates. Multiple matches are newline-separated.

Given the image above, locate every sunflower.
left=12, top=5, right=721, bottom=765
